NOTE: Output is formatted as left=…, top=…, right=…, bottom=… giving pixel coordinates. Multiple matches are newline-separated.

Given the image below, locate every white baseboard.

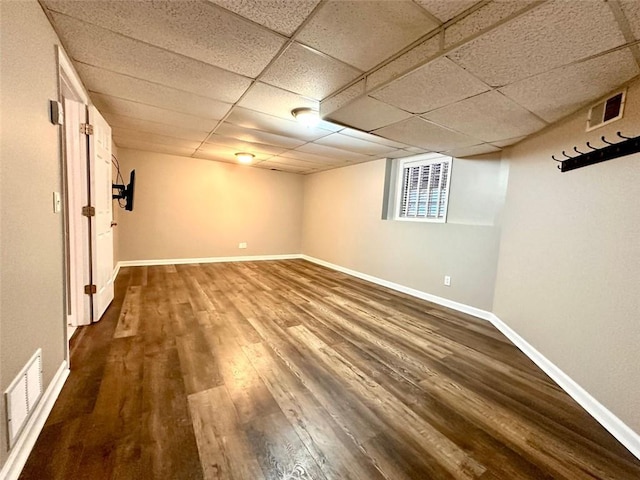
left=488, top=314, right=640, bottom=460
left=301, top=255, right=640, bottom=461
left=117, top=253, right=302, bottom=268
left=112, top=262, right=121, bottom=282
left=0, top=360, right=70, bottom=480
left=301, top=255, right=493, bottom=321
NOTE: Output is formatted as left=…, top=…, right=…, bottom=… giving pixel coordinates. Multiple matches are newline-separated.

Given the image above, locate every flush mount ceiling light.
left=235, top=152, right=254, bottom=164
left=291, top=107, right=320, bottom=127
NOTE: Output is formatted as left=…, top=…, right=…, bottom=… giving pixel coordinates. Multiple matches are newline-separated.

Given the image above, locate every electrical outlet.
left=238, top=242, right=247, bottom=249
left=444, top=275, right=451, bottom=286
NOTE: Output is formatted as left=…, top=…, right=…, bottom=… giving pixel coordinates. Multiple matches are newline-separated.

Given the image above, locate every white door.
left=64, top=98, right=91, bottom=327
left=88, top=106, right=114, bottom=321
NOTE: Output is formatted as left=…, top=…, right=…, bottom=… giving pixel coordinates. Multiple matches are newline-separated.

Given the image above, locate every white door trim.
left=56, top=45, right=92, bottom=363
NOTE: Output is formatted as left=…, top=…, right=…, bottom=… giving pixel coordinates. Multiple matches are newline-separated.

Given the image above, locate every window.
left=396, top=154, right=452, bottom=222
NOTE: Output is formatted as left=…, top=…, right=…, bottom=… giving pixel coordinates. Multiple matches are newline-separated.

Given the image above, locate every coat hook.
left=553, top=133, right=638, bottom=172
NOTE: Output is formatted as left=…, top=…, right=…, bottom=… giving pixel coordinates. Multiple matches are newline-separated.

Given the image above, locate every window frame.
left=394, top=153, right=453, bottom=223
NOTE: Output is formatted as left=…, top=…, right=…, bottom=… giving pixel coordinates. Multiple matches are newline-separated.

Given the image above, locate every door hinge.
left=84, top=284, right=97, bottom=295
left=82, top=205, right=95, bottom=217
left=80, top=123, right=94, bottom=135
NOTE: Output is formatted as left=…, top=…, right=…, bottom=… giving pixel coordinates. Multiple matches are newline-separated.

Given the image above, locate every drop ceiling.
left=40, top=0, right=640, bottom=174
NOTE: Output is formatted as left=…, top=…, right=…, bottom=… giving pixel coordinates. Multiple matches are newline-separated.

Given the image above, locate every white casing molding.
left=1, top=361, right=70, bottom=480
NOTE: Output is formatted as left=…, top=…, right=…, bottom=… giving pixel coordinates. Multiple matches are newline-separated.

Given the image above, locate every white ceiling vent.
left=586, top=90, right=626, bottom=131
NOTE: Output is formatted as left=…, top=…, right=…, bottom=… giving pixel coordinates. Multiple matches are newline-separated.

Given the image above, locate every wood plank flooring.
left=19, top=260, right=640, bottom=479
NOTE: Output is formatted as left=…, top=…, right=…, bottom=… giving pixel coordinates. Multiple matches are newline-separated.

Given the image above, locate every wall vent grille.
left=587, top=90, right=626, bottom=131
left=4, top=349, right=43, bottom=448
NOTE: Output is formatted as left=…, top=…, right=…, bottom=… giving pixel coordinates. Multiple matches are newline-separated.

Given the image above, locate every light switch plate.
left=49, top=100, right=64, bottom=125
left=53, top=192, right=61, bottom=213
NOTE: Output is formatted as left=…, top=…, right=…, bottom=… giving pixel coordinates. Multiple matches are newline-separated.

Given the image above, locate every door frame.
left=56, top=46, right=91, bottom=364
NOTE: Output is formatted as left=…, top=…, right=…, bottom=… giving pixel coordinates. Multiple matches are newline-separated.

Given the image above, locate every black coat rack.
left=552, top=132, right=640, bottom=173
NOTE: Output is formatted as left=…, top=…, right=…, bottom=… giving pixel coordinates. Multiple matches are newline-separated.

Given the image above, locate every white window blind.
left=397, top=155, right=451, bottom=222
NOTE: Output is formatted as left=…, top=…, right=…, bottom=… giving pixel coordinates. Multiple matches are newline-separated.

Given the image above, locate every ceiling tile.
left=255, top=161, right=312, bottom=174
left=491, top=136, right=528, bottom=148
left=371, top=57, right=490, bottom=114
left=447, top=0, right=626, bottom=87
left=261, top=43, right=361, bottom=100
left=43, top=0, right=634, bottom=160
left=414, top=0, right=480, bottom=23
left=238, top=82, right=318, bottom=120
left=343, top=157, right=376, bottom=167
left=113, top=136, right=197, bottom=157
left=207, top=0, right=321, bottom=36
left=405, top=146, right=430, bottom=153
left=295, top=142, right=373, bottom=162
left=321, top=79, right=366, bottom=116
left=76, top=63, right=232, bottom=120
left=324, top=96, right=412, bottom=132
left=195, top=144, right=272, bottom=163
left=262, top=156, right=325, bottom=168
left=366, top=35, right=441, bottom=91
left=443, top=143, right=501, bottom=158
left=215, top=122, right=307, bottom=148
left=373, top=117, right=481, bottom=151
left=444, top=1, right=538, bottom=48
left=111, top=128, right=203, bottom=150
left=314, top=133, right=396, bottom=156
left=422, top=90, right=547, bottom=143
left=620, top=0, right=640, bottom=39
left=206, top=134, right=287, bottom=156
left=102, top=113, right=210, bottom=142
left=48, top=13, right=251, bottom=103
left=44, top=1, right=285, bottom=77
left=339, top=128, right=409, bottom=148
left=499, top=49, right=639, bottom=123
left=296, top=0, right=439, bottom=71
left=226, top=107, right=335, bottom=142
left=383, top=149, right=424, bottom=159
left=91, top=93, right=219, bottom=132
left=280, top=150, right=347, bottom=164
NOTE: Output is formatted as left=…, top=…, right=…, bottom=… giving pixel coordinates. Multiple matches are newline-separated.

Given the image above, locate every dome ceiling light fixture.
left=235, top=152, right=255, bottom=164
left=291, top=107, right=320, bottom=128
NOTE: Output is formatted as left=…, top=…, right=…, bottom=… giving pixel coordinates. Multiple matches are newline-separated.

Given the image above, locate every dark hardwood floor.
left=19, top=260, right=640, bottom=479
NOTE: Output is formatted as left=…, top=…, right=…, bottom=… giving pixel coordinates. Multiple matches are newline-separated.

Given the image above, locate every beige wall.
left=0, top=0, right=67, bottom=466
left=116, top=149, right=304, bottom=262
left=494, top=79, right=640, bottom=432
left=302, top=154, right=506, bottom=311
